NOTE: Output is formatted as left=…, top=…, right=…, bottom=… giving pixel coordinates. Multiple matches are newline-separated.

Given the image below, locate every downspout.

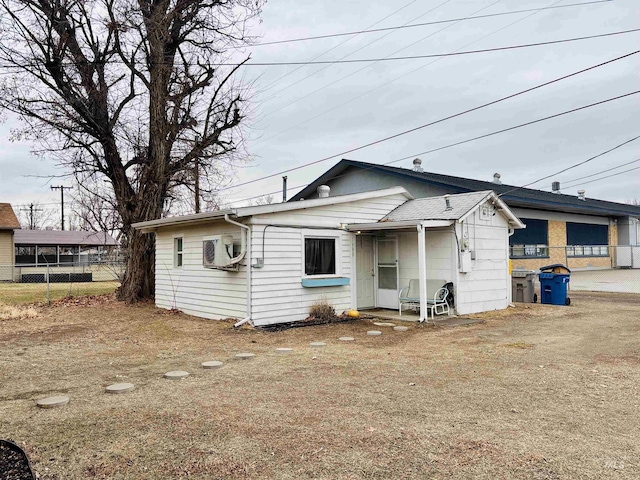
left=508, top=226, right=515, bottom=306
left=224, top=214, right=252, bottom=328
left=223, top=214, right=248, bottom=266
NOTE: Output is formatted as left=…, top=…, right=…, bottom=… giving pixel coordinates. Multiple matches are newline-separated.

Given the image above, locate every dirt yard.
left=1, top=292, right=639, bottom=479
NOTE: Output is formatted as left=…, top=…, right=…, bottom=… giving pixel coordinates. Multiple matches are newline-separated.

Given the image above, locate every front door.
left=356, top=235, right=375, bottom=309
left=377, top=236, right=399, bottom=309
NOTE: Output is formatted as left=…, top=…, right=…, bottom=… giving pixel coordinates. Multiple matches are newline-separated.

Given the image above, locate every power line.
left=498, top=135, right=640, bottom=197
left=545, top=157, right=640, bottom=188
left=6, top=6, right=626, bottom=72
left=256, top=0, right=422, bottom=94
left=216, top=50, right=640, bottom=193
left=254, top=0, right=501, bottom=121
left=257, top=0, right=452, bottom=100
left=251, top=0, right=571, bottom=148
left=230, top=29, right=639, bottom=66
left=251, top=0, right=613, bottom=46
left=562, top=165, right=640, bottom=189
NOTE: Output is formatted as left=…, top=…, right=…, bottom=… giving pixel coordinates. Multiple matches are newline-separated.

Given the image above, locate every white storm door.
left=377, top=236, right=399, bottom=309
left=356, top=235, right=375, bottom=309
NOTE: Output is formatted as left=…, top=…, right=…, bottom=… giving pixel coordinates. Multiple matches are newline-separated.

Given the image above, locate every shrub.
left=309, top=299, right=336, bottom=321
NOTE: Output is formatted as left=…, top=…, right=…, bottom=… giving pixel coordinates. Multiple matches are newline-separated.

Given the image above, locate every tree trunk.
left=117, top=229, right=156, bottom=301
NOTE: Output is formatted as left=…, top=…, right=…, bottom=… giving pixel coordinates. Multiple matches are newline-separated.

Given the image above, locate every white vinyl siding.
left=251, top=194, right=409, bottom=227
left=455, top=202, right=510, bottom=315
left=249, top=194, right=408, bottom=326
left=155, top=223, right=247, bottom=319
left=250, top=226, right=352, bottom=326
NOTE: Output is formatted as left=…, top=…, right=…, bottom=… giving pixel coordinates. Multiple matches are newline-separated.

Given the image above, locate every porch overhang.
left=345, top=220, right=453, bottom=231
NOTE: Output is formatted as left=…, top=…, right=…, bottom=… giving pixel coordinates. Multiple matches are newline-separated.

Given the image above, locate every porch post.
left=417, top=223, right=428, bottom=322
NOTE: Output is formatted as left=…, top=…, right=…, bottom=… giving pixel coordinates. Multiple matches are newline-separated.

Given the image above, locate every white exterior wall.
left=396, top=229, right=455, bottom=290
left=455, top=201, right=510, bottom=315
left=250, top=227, right=353, bottom=326
left=155, top=223, right=248, bottom=319
left=249, top=194, right=409, bottom=326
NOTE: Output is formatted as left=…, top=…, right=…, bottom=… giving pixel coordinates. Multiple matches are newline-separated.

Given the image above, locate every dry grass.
left=0, top=291, right=639, bottom=479
left=0, top=281, right=119, bottom=305
left=0, top=303, right=39, bottom=320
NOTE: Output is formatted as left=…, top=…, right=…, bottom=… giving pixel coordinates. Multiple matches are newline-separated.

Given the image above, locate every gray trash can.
left=512, top=270, right=537, bottom=303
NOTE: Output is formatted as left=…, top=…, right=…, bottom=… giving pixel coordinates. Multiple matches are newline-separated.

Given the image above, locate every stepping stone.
left=275, top=348, right=293, bottom=354
left=36, top=396, right=69, bottom=408
left=235, top=353, right=256, bottom=360
left=373, top=322, right=396, bottom=327
left=394, top=326, right=409, bottom=332
left=367, top=330, right=382, bottom=336
left=310, top=342, right=326, bottom=348
left=201, top=361, right=224, bottom=369
left=338, top=336, right=355, bottom=342
left=164, top=370, right=189, bottom=380
left=105, top=383, right=135, bottom=394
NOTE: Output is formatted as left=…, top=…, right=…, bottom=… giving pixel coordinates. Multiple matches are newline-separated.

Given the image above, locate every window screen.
left=15, top=246, right=36, bottom=265
left=37, top=246, right=57, bottom=264
left=566, top=223, right=608, bottom=245
left=509, top=218, right=548, bottom=245
left=305, top=238, right=336, bottom=276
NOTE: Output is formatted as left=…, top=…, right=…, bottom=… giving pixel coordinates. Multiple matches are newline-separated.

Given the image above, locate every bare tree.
left=17, top=202, right=57, bottom=230
left=249, top=194, right=275, bottom=206
left=70, top=175, right=122, bottom=240
left=0, top=0, right=263, bottom=301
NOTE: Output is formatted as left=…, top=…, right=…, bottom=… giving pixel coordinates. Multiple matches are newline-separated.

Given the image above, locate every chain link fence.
left=0, top=261, right=124, bottom=305
left=511, top=245, right=640, bottom=294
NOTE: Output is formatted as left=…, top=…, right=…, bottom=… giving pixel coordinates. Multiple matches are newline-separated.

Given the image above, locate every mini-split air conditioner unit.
left=202, top=235, right=234, bottom=268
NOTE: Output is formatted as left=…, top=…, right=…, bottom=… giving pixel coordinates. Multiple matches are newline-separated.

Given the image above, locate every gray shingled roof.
left=13, top=229, right=118, bottom=246
left=383, top=191, right=492, bottom=222
left=291, top=159, right=640, bottom=218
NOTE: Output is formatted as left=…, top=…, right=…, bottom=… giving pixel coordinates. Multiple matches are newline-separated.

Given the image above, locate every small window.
left=174, top=237, right=183, bottom=267
left=305, top=238, right=336, bottom=276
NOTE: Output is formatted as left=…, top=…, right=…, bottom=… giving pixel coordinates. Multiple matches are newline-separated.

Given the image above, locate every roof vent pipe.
left=413, top=157, right=423, bottom=172
left=578, top=189, right=586, bottom=201
left=552, top=181, right=561, bottom=194
left=282, top=176, right=288, bottom=202
left=492, top=173, right=502, bottom=184
left=317, top=185, right=331, bottom=198
left=444, top=194, right=452, bottom=211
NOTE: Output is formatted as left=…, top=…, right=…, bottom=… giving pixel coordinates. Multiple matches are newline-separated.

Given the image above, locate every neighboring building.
left=0, top=203, right=21, bottom=281
left=0, top=223, right=121, bottom=283
left=291, top=159, right=640, bottom=270
left=13, top=229, right=119, bottom=266
left=133, top=187, right=523, bottom=325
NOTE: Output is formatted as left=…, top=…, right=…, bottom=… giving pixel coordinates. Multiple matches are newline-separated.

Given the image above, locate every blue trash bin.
left=538, top=271, right=571, bottom=306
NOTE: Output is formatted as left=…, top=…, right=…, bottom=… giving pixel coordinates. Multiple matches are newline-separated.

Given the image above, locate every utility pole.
left=50, top=185, right=73, bottom=230
left=20, top=203, right=43, bottom=229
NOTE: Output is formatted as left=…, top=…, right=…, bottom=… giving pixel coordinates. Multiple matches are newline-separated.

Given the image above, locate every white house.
left=132, top=187, right=524, bottom=326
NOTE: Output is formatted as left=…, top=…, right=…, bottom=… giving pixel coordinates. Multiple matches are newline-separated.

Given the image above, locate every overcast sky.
left=1, top=0, right=638, bottom=217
